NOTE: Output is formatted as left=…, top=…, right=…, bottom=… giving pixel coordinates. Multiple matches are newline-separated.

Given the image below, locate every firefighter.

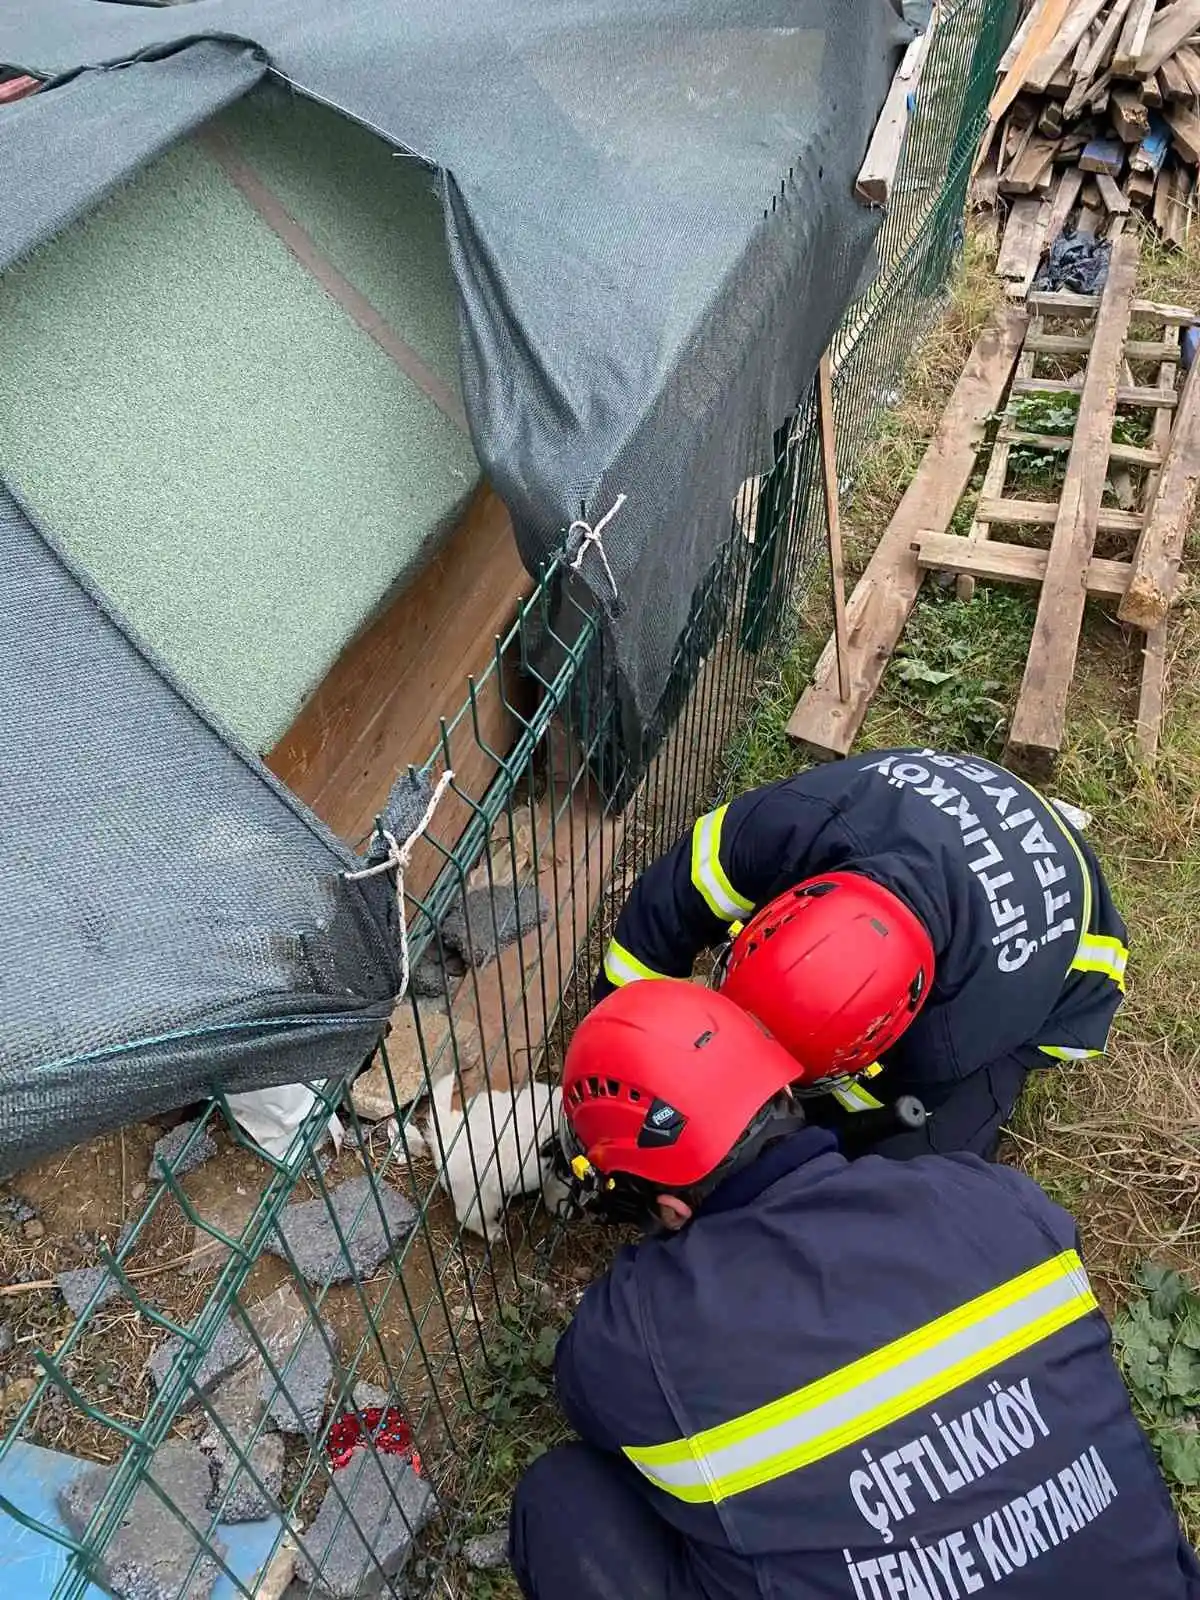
left=510, top=981, right=1197, bottom=1600
left=595, top=747, right=1128, bottom=1158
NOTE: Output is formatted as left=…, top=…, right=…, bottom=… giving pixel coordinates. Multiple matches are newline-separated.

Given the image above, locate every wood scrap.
left=816, top=354, right=851, bottom=702
left=996, top=197, right=1051, bottom=293
left=1096, top=171, right=1133, bottom=209
left=978, top=1, right=1200, bottom=247
left=856, top=24, right=934, bottom=205
left=1120, top=349, right=1200, bottom=627
left=785, top=310, right=1028, bottom=760
left=1005, top=233, right=1141, bottom=775
left=1135, top=325, right=1182, bottom=758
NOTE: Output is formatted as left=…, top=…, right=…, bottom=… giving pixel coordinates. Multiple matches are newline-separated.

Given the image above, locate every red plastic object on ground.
left=325, top=1406, right=421, bottom=1474
left=0, top=76, right=40, bottom=104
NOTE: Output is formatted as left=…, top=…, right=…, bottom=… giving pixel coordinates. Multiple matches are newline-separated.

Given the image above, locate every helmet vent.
left=607, top=1079, right=621, bottom=1096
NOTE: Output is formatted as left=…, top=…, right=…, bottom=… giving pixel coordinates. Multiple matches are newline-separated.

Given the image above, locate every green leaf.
left=532, top=1326, right=560, bottom=1369
left=1138, top=1261, right=1188, bottom=1321
left=1114, top=1299, right=1173, bottom=1404
left=1155, top=1425, right=1200, bottom=1487
left=1165, top=1341, right=1200, bottom=1406
left=896, top=659, right=954, bottom=686
left=1178, top=1303, right=1200, bottom=1352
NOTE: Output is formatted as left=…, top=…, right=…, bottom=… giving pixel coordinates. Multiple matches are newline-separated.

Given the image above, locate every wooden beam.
left=1011, top=374, right=1179, bottom=406
left=857, top=26, right=933, bottom=205
left=1024, top=330, right=1174, bottom=358
left=1158, top=52, right=1194, bottom=96
left=1000, top=136, right=1061, bottom=196
left=266, top=483, right=533, bottom=899
left=978, top=0, right=1077, bottom=167
left=1174, top=41, right=1200, bottom=93
left=996, top=196, right=1051, bottom=292
left=1113, top=0, right=1160, bottom=76
left=1110, top=83, right=1152, bottom=142
left=784, top=310, right=1028, bottom=759
left=1078, top=0, right=1139, bottom=89
left=997, top=427, right=1163, bottom=468
left=1137, top=0, right=1200, bottom=76
left=1045, top=166, right=1085, bottom=238
left=1096, top=172, right=1134, bottom=214
left=1027, top=0, right=1111, bottom=94
left=1135, top=329, right=1180, bottom=761
left=976, top=496, right=1144, bottom=534
left=1120, top=351, right=1200, bottom=627
left=1005, top=234, right=1141, bottom=776
left=1080, top=137, right=1127, bottom=175
left=1166, top=104, right=1200, bottom=164
left=1028, top=289, right=1197, bottom=322
left=912, top=530, right=1134, bottom=598
left=817, top=354, right=851, bottom=702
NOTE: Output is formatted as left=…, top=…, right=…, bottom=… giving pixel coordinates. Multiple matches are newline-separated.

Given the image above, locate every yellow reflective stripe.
left=623, top=1250, right=1095, bottom=1503
left=603, top=939, right=668, bottom=989
left=690, top=806, right=754, bottom=921
left=830, top=1080, right=885, bottom=1113
left=1070, top=933, right=1129, bottom=993
left=1039, top=1044, right=1102, bottom=1062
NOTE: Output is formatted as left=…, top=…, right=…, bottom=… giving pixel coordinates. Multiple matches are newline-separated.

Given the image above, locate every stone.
left=253, top=1284, right=336, bottom=1436
left=147, top=1312, right=252, bottom=1408
left=467, top=819, right=535, bottom=892
left=0, top=1322, right=13, bottom=1356
left=203, top=1426, right=284, bottom=1524
left=148, top=1121, right=217, bottom=1182
left=22, top=1217, right=45, bottom=1241
left=294, top=1449, right=435, bottom=1598
left=463, top=1528, right=510, bottom=1570
left=57, top=1265, right=120, bottom=1317
left=408, top=944, right=465, bottom=1000
left=60, top=1439, right=225, bottom=1600
left=439, top=884, right=547, bottom=968
left=351, top=997, right=450, bottom=1122
left=1, top=1192, right=37, bottom=1228
left=352, top=1380, right=391, bottom=1413
left=253, top=1542, right=298, bottom=1600
left=266, top=1176, right=417, bottom=1286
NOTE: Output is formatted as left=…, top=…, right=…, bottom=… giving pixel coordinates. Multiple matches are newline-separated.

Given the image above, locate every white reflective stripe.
left=690, top=806, right=754, bottom=921
left=603, top=940, right=667, bottom=988
left=1039, top=1045, right=1102, bottom=1062
left=625, top=1252, right=1095, bottom=1502
left=830, top=1081, right=885, bottom=1113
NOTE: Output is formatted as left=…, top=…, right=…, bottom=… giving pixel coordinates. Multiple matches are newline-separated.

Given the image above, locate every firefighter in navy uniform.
left=595, top=747, right=1129, bottom=1158
left=510, top=981, right=1198, bottom=1600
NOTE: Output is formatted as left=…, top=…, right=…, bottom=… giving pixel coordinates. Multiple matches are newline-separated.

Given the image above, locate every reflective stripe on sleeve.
left=1039, top=1044, right=1102, bottom=1062
left=1070, top=933, right=1128, bottom=994
left=622, top=1249, right=1096, bottom=1504
left=603, top=939, right=668, bottom=989
left=829, top=1080, right=886, bottom=1113
left=690, top=805, right=755, bottom=922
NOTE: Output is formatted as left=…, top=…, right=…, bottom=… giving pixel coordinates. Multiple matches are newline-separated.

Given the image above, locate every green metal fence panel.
left=0, top=4, right=1013, bottom=1593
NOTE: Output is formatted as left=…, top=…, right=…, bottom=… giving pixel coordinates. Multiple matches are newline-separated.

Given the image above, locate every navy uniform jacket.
left=597, top=749, right=1128, bottom=1086
left=557, top=1132, right=1199, bottom=1600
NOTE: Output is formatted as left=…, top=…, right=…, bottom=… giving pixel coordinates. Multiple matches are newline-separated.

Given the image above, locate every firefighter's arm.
left=594, top=784, right=821, bottom=1000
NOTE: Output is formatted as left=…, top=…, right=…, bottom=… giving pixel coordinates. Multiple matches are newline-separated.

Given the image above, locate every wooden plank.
left=979, top=0, right=1077, bottom=165
left=955, top=337, right=1035, bottom=601
left=997, top=427, right=1164, bottom=467
left=1005, top=234, right=1141, bottom=775
left=1001, top=0, right=1054, bottom=74
left=1066, top=66, right=1112, bottom=120
left=817, top=353, right=851, bottom=701
left=913, top=530, right=1135, bottom=597
left=1081, top=137, right=1128, bottom=175
left=1130, top=119, right=1172, bottom=173
left=266, top=484, right=533, bottom=899
left=996, top=196, right=1051, bottom=285
left=1012, top=374, right=1179, bottom=405
left=1143, top=71, right=1165, bottom=106
left=1045, top=165, right=1085, bottom=237
left=1166, top=104, right=1200, bottom=164
left=1174, top=41, right=1200, bottom=92
left=1113, top=0, right=1161, bottom=76
left=857, top=26, right=933, bottom=205
left=785, top=310, right=1028, bottom=759
left=977, top=495, right=1144, bottom=533
left=1134, top=329, right=1180, bottom=760
left=1000, top=136, right=1061, bottom=195
left=1026, top=330, right=1173, bottom=357
left=1120, top=347, right=1200, bottom=625
left=1110, top=83, right=1152, bottom=141
left=1138, top=0, right=1200, bottom=75
left=1027, top=0, right=1111, bottom=94
left=1097, top=172, right=1134, bottom=212
left=1038, top=101, right=1066, bottom=138
left=1127, top=165, right=1159, bottom=203
left=1158, top=52, right=1194, bottom=95
left=1162, top=160, right=1193, bottom=246
left=1078, top=0, right=1138, bottom=88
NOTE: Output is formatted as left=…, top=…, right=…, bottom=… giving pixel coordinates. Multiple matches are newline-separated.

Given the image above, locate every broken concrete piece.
left=463, top=1528, right=510, bottom=1570
left=352, top=1380, right=391, bottom=1413
left=439, top=884, right=547, bottom=968
left=60, top=1439, right=225, bottom=1600
left=203, top=1426, right=284, bottom=1524
left=148, top=1121, right=217, bottom=1182
left=294, top=1449, right=435, bottom=1598
left=57, top=1265, right=120, bottom=1317
left=148, top=1313, right=252, bottom=1409
left=467, top=819, right=536, bottom=892
left=408, top=944, right=465, bottom=1000
left=254, top=1286, right=336, bottom=1436
left=266, top=1176, right=417, bottom=1286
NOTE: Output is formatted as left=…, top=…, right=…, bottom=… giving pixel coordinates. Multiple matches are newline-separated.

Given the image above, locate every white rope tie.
left=344, top=769, right=456, bottom=1001
left=568, top=492, right=625, bottom=597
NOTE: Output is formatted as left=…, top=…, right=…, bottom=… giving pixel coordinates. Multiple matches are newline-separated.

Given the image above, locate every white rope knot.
left=344, top=769, right=456, bottom=1002
left=568, top=492, right=625, bottom=598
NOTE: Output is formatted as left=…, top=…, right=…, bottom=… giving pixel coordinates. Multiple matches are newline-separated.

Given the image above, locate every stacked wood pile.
left=979, top=0, right=1200, bottom=281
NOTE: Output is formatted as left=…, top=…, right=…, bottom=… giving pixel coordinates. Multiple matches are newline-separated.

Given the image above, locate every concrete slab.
left=294, top=1449, right=435, bottom=1598
left=266, top=1176, right=416, bottom=1286
left=440, top=884, right=547, bottom=968
left=148, top=1121, right=217, bottom=1182
left=57, top=1265, right=120, bottom=1317
left=148, top=1314, right=252, bottom=1410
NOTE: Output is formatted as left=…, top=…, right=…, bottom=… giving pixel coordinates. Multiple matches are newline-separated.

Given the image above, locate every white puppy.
left=400, top=1072, right=571, bottom=1241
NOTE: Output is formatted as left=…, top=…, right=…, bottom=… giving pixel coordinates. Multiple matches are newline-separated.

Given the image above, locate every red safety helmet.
left=560, top=979, right=802, bottom=1196
left=720, top=872, right=935, bottom=1083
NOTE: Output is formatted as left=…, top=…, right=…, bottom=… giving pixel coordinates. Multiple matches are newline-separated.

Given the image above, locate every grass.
left=726, top=215, right=1200, bottom=1535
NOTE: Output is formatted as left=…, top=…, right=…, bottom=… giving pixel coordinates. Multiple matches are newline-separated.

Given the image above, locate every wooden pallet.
left=787, top=240, right=1197, bottom=770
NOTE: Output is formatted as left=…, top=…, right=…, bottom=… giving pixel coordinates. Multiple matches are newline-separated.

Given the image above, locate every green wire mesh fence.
left=0, top=3, right=1014, bottom=1594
